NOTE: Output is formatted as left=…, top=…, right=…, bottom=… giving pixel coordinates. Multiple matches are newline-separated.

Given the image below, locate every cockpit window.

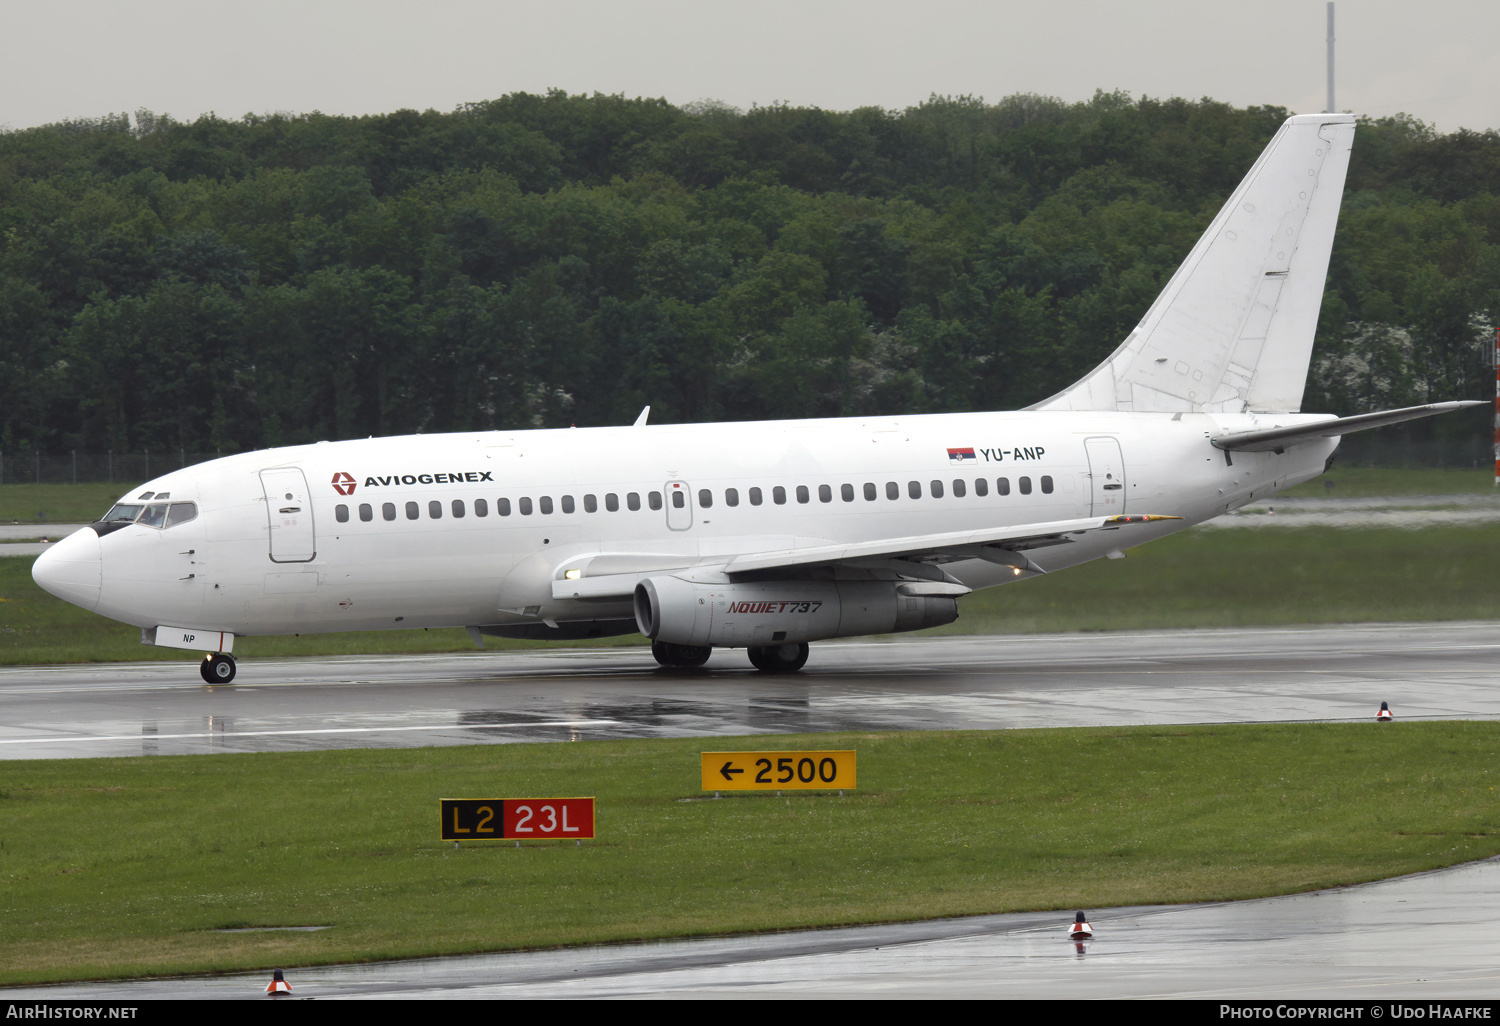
left=102, top=504, right=144, bottom=523
left=137, top=492, right=155, bottom=500
left=137, top=504, right=168, bottom=529
left=164, top=502, right=198, bottom=528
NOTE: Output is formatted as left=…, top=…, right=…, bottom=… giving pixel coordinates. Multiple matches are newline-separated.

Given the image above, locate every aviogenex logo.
left=331, top=471, right=356, bottom=496
left=361, top=471, right=495, bottom=487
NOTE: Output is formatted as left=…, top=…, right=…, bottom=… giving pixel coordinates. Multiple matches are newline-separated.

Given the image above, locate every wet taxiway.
left=8, top=857, right=1500, bottom=1000
left=4, top=623, right=1500, bottom=760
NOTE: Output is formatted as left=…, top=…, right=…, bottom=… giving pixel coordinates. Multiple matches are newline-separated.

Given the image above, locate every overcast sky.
left=3, top=0, right=1497, bottom=134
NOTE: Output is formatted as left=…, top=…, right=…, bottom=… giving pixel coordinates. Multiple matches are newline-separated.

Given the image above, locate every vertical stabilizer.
left=1030, top=114, right=1355, bottom=414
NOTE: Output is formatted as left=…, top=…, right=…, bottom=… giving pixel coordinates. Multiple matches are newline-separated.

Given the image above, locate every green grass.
left=1283, top=467, right=1496, bottom=497
left=0, top=484, right=124, bottom=525
left=7, top=522, right=1500, bottom=664
left=1, top=723, right=1497, bottom=984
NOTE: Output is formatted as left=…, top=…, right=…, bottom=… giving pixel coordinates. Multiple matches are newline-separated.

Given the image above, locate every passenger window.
left=974, top=478, right=988, bottom=497
left=383, top=502, right=396, bottom=521
left=539, top=496, right=553, bottom=514
left=648, top=491, right=662, bottom=511
left=886, top=482, right=899, bottom=500
left=908, top=481, right=922, bottom=499
left=952, top=479, right=966, bottom=498
left=561, top=495, right=574, bottom=514
left=819, top=484, right=832, bottom=503
left=165, top=502, right=198, bottom=528
left=627, top=492, right=641, bottom=511
left=406, top=501, right=419, bottom=520
left=841, top=483, right=854, bottom=502
left=725, top=488, right=739, bottom=507
left=796, top=485, right=810, bottom=504
left=671, top=490, right=686, bottom=509
left=474, top=498, right=488, bottom=517
left=606, top=493, right=619, bottom=512
left=1019, top=477, right=1032, bottom=495
left=452, top=499, right=465, bottom=518
left=698, top=489, right=712, bottom=508
left=773, top=486, right=787, bottom=505
left=584, top=494, right=597, bottom=513
left=930, top=480, right=944, bottom=499
left=864, top=483, right=877, bottom=501
left=749, top=487, right=763, bottom=506
left=336, top=504, right=350, bottom=523
left=359, top=503, right=373, bottom=522
left=1041, top=476, right=1054, bottom=494
left=497, top=498, right=511, bottom=516
left=429, top=500, right=443, bottom=519
left=519, top=497, right=533, bottom=515
left=997, top=478, right=1010, bottom=496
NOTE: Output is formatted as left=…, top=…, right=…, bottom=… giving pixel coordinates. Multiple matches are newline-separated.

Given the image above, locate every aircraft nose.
left=31, top=527, right=103, bottom=611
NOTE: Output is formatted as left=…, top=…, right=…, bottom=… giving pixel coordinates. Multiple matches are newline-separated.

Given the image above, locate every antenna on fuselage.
left=633, top=406, right=651, bottom=427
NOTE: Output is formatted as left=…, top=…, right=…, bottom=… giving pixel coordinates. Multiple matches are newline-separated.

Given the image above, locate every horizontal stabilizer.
left=1212, top=401, right=1483, bottom=452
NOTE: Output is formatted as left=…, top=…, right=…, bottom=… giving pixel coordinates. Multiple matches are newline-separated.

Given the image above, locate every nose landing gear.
left=201, top=652, right=237, bottom=684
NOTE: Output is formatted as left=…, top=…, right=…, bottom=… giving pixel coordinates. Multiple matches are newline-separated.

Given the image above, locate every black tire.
left=651, top=641, right=711, bottom=668
left=747, top=642, right=809, bottom=673
left=200, top=653, right=237, bottom=684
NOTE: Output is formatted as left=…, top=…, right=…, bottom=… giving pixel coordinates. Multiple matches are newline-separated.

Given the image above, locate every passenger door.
left=1084, top=437, right=1126, bottom=516
left=260, top=467, right=316, bottom=562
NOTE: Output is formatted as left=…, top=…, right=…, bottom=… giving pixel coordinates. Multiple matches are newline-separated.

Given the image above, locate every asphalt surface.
left=4, top=624, right=1500, bottom=1000
left=5, top=624, right=1500, bottom=759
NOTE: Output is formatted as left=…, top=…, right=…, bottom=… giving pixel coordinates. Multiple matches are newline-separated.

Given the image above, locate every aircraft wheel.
left=201, top=653, right=237, bottom=684
left=651, top=641, right=711, bottom=668
left=747, top=642, right=809, bottom=674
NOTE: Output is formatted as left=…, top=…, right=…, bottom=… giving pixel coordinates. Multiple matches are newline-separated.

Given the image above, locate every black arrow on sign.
left=719, top=762, right=744, bottom=782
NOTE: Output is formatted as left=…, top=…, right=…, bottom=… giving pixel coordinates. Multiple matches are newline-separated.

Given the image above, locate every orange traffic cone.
left=1068, top=911, right=1093, bottom=940
left=1377, top=702, right=1393, bottom=723
left=265, top=968, right=291, bottom=996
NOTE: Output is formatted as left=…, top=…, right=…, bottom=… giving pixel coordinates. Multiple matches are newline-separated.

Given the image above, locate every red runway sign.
left=440, top=798, right=595, bottom=840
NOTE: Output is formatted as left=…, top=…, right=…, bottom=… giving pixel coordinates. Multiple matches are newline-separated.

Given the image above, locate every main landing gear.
left=200, top=652, right=237, bottom=684
left=651, top=641, right=711, bottom=668
left=650, top=640, right=811, bottom=673
left=748, top=642, right=809, bottom=674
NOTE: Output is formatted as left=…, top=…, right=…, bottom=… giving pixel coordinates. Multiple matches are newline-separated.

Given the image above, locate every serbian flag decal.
left=947, top=447, right=976, bottom=463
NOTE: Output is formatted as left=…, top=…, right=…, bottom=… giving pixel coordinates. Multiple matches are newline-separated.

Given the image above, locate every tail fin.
left=1029, top=113, right=1356, bottom=414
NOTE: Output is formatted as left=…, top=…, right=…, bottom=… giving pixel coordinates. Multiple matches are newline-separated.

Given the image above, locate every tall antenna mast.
left=1326, top=2, right=1336, bottom=113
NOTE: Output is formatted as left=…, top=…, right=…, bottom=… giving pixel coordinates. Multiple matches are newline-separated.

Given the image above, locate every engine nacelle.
left=632, top=576, right=965, bottom=648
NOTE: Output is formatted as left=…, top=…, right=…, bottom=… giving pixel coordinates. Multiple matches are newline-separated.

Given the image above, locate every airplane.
left=31, top=113, right=1479, bottom=684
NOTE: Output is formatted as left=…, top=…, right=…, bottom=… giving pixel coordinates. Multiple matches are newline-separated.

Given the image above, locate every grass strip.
left=1, top=723, right=1498, bottom=985
left=8, top=522, right=1500, bottom=664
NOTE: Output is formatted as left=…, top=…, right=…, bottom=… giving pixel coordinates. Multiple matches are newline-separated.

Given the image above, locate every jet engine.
left=632, top=576, right=966, bottom=648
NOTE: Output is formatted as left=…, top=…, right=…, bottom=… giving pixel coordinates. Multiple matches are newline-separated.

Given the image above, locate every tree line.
left=2, top=89, right=1497, bottom=465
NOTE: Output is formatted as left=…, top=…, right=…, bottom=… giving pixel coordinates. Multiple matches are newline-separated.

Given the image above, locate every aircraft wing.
left=1212, top=401, right=1482, bottom=453
left=721, top=514, right=1181, bottom=576
left=552, top=515, right=1180, bottom=600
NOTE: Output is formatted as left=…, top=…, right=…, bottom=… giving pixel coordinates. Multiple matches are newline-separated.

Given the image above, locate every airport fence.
left=0, top=451, right=237, bottom=486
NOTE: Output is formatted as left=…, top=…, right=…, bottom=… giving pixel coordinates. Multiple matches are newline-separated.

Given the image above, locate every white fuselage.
left=44, top=409, right=1336, bottom=640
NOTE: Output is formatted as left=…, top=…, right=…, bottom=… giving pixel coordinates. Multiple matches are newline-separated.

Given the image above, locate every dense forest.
left=2, top=89, right=1498, bottom=465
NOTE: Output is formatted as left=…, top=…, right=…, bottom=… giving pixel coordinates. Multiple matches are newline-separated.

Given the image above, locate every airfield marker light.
left=265, top=968, right=291, bottom=996
left=1377, top=701, right=1393, bottom=723
left=1068, top=911, right=1093, bottom=940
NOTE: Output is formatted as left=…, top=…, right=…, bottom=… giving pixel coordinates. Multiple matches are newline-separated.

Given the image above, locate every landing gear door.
left=260, top=467, right=316, bottom=562
left=1084, top=437, right=1126, bottom=516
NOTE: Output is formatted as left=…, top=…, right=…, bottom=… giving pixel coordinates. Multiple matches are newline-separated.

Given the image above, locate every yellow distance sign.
left=701, top=750, right=856, bottom=791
